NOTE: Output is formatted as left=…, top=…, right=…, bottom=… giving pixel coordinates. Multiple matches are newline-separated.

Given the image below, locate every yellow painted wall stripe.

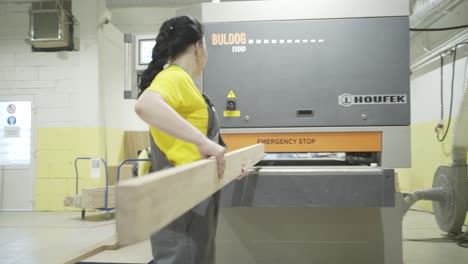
left=397, top=119, right=468, bottom=224
left=35, top=127, right=125, bottom=211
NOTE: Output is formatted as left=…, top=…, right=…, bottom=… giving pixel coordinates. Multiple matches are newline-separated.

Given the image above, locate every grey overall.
left=149, top=94, right=225, bottom=264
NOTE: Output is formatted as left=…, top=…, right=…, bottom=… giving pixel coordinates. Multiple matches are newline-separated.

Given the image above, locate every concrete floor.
left=0, top=211, right=115, bottom=264
left=402, top=209, right=468, bottom=264
left=0, top=209, right=467, bottom=264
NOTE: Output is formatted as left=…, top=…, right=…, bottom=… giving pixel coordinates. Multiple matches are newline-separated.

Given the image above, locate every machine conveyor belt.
left=256, top=158, right=357, bottom=167
left=251, top=165, right=383, bottom=176
left=220, top=165, right=395, bottom=208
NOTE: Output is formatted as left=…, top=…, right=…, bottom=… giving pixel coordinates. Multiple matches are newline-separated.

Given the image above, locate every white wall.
left=0, top=1, right=105, bottom=128
left=411, top=56, right=468, bottom=125
left=110, top=7, right=176, bottom=34
left=98, top=22, right=147, bottom=131
left=104, top=6, right=177, bottom=131
left=0, top=1, right=178, bottom=132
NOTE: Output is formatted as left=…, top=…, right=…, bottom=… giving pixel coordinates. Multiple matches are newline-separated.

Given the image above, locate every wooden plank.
left=63, top=186, right=116, bottom=209
left=116, top=144, right=264, bottom=244
left=63, top=195, right=81, bottom=207
left=62, top=235, right=119, bottom=264
left=81, top=186, right=116, bottom=208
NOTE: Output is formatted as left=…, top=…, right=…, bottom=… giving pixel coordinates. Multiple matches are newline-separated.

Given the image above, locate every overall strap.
left=149, top=94, right=225, bottom=172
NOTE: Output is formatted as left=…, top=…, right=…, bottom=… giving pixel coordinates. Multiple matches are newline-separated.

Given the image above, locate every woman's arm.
left=135, top=90, right=225, bottom=177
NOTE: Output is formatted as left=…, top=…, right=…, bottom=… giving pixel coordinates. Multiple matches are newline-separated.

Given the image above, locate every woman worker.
left=135, top=15, right=240, bottom=264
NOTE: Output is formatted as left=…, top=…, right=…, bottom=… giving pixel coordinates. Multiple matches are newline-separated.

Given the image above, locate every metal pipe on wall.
left=451, top=57, right=468, bottom=165
left=123, top=34, right=133, bottom=99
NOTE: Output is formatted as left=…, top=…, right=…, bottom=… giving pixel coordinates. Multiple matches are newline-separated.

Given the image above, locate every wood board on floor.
left=116, top=144, right=264, bottom=244
left=62, top=235, right=119, bottom=264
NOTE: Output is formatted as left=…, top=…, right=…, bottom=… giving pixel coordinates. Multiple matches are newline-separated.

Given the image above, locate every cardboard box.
left=124, top=131, right=150, bottom=159
left=107, top=164, right=134, bottom=185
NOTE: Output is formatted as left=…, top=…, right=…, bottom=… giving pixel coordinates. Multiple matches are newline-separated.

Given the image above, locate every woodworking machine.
left=178, top=1, right=410, bottom=264
left=114, top=1, right=410, bottom=263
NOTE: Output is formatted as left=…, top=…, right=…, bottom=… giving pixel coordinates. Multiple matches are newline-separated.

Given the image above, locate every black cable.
left=410, top=24, right=468, bottom=31
left=404, top=237, right=456, bottom=243
left=458, top=240, right=468, bottom=248
left=451, top=231, right=468, bottom=248
left=409, top=207, right=433, bottom=214
left=405, top=231, right=468, bottom=248
left=437, top=48, right=455, bottom=142
left=437, top=41, right=468, bottom=142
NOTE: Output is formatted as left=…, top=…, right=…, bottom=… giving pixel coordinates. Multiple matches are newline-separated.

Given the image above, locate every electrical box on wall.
left=135, top=34, right=156, bottom=71
left=30, top=0, right=75, bottom=51
left=123, top=34, right=156, bottom=99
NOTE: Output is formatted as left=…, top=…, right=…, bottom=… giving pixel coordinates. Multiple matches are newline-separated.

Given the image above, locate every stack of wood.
left=64, top=195, right=81, bottom=208
left=64, top=186, right=116, bottom=209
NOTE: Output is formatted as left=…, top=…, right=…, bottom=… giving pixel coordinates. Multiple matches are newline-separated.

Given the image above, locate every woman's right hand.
left=196, top=138, right=226, bottom=178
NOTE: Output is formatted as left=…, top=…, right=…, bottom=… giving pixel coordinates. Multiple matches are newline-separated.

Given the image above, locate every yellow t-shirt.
left=146, top=65, right=208, bottom=166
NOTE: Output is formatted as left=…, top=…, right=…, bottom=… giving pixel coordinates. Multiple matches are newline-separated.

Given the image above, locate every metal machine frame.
left=176, top=1, right=410, bottom=264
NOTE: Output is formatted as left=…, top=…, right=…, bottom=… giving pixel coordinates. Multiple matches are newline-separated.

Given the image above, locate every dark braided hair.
left=138, top=16, right=204, bottom=95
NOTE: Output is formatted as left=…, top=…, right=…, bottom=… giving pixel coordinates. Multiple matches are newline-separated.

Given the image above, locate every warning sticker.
left=4, top=126, right=20, bottom=137
left=227, top=90, right=237, bottom=99
left=256, top=138, right=316, bottom=145
left=222, top=132, right=383, bottom=152
left=224, top=110, right=241, bottom=117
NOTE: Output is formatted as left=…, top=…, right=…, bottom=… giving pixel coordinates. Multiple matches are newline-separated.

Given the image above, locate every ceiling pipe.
left=410, top=0, right=464, bottom=28
left=409, top=0, right=467, bottom=71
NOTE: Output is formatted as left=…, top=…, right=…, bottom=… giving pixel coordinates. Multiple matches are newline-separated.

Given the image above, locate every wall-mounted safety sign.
left=7, top=116, right=16, bottom=125
left=6, top=104, right=16, bottom=114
